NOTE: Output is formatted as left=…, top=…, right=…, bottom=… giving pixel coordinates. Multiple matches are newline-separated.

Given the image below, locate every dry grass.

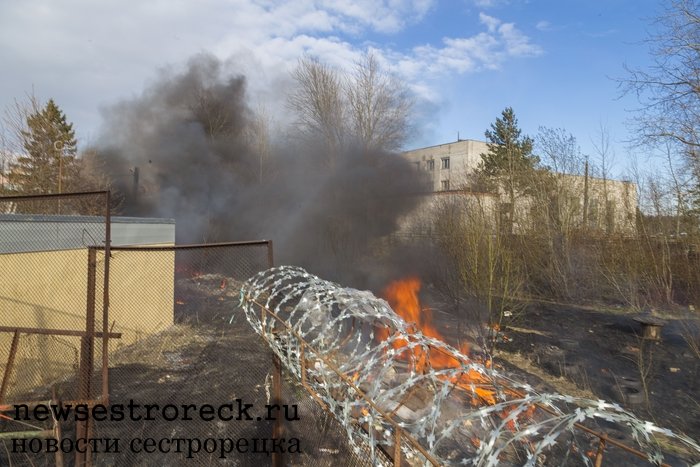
left=679, top=319, right=700, bottom=360
left=109, top=324, right=206, bottom=367
left=495, top=349, right=596, bottom=400
left=505, top=325, right=550, bottom=337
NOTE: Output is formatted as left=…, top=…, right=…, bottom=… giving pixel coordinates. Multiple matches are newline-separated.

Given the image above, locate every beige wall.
left=0, top=247, right=174, bottom=399
left=403, top=140, right=490, bottom=192
left=396, top=191, right=499, bottom=238
left=562, top=174, right=637, bottom=234
left=398, top=177, right=637, bottom=238
left=103, top=248, right=174, bottom=349
left=0, top=249, right=89, bottom=331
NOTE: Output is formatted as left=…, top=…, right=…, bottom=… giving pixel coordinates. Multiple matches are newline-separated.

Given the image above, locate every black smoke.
left=96, top=54, right=429, bottom=288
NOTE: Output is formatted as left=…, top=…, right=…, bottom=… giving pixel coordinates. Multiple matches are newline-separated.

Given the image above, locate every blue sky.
left=0, top=0, right=664, bottom=177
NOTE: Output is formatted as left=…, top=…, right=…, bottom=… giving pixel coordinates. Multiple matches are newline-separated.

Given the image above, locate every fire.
left=380, top=277, right=496, bottom=406
left=175, top=264, right=203, bottom=278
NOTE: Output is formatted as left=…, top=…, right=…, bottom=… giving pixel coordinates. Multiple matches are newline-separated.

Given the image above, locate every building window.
left=441, top=157, right=450, bottom=169
left=441, top=179, right=450, bottom=191
left=427, top=159, right=435, bottom=171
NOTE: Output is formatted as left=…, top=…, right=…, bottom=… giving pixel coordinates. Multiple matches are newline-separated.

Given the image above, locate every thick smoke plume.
left=97, top=54, right=429, bottom=287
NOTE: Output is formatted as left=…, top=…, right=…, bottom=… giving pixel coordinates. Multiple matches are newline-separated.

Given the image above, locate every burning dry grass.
left=379, top=277, right=496, bottom=406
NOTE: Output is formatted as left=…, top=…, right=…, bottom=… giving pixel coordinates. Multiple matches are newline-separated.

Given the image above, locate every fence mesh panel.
left=0, top=195, right=391, bottom=465
left=93, top=244, right=370, bottom=466
left=0, top=192, right=110, bottom=466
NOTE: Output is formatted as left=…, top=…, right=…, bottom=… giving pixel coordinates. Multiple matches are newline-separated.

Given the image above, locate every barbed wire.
left=239, top=266, right=700, bottom=466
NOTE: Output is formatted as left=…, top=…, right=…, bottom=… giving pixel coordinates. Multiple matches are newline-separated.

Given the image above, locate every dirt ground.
left=426, top=297, right=700, bottom=455
left=501, top=304, right=700, bottom=441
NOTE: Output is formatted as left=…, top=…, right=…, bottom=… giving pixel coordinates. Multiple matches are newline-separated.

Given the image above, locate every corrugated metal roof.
left=0, top=215, right=175, bottom=254
left=0, top=214, right=175, bottom=224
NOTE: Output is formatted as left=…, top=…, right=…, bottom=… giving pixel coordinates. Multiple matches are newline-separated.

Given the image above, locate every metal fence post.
left=0, top=330, right=20, bottom=404
left=272, top=354, right=283, bottom=467
left=76, top=247, right=96, bottom=466
left=101, top=191, right=111, bottom=403
left=267, top=240, right=274, bottom=267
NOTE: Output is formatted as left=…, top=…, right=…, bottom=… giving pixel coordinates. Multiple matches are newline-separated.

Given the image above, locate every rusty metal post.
left=101, top=191, right=111, bottom=403
left=52, top=387, right=64, bottom=467
left=393, top=429, right=402, bottom=465
left=272, top=354, right=284, bottom=467
left=300, top=343, right=306, bottom=387
left=76, top=248, right=97, bottom=467
left=267, top=240, right=274, bottom=268
left=594, top=438, right=606, bottom=467
left=0, top=330, right=20, bottom=404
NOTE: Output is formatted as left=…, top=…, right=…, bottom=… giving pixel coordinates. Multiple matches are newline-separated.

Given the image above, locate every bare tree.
left=537, top=127, right=585, bottom=176
left=531, top=127, right=589, bottom=298
left=288, top=56, right=347, bottom=166
left=430, top=193, right=525, bottom=355
left=2, top=92, right=43, bottom=158
left=621, top=0, right=700, bottom=168
left=0, top=123, right=11, bottom=192
left=346, top=52, right=413, bottom=152
left=288, top=52, right=415, bottom=163
left=590, top=124, right=616, bottom=233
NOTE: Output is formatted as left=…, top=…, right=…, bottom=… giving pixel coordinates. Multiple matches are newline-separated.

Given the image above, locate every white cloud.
left=394, top=13, right=541, bottom=79
left=479, top=12, right=501, bottom=33
left=319, top=0, right=435, bottom=33
left=498, top=22, right=543, bottom=56
left=536, top=20, right=551, bottom=31
left=469, top=0, right=516, bottom=8
left=472, top=0, right=499, bottom=7
left=0, top=0, right=540, bottom=143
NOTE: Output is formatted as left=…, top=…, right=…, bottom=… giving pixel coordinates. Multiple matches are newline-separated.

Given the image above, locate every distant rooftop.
left=403, top=138, right=487, bottom=153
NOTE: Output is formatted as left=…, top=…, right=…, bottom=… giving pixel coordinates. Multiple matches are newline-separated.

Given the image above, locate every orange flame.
left=380, top=278, right=496, bottom=406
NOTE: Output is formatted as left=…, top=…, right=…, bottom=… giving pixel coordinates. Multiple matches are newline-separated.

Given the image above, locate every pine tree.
left=8, top=99, right=79, bottom=194
left=476, top=107, right=539, bottom=234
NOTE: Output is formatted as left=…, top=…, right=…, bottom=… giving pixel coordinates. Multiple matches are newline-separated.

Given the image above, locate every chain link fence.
left=93, top=242, right=370, bottom=466
left=0, top=192, right=380, bottom=466
left=0, top=191, right=111, bottom=466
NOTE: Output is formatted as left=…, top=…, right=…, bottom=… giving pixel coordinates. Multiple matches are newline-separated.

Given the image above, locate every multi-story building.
left=401, top=139, right=637, bottom=235
left=404, top=139, right=491, bottom=192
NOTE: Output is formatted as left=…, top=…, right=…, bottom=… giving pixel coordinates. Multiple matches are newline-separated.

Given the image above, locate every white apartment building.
left=404, top=139, right=490, bottom=192
left=402, top=139, right=637, bottom=235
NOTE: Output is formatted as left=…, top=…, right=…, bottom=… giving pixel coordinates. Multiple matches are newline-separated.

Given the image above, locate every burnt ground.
left=429, top=298, right=700, bottom=462
left=500, top=304, right=700, bottom=439
left=2, top=274, right=699, bottom=466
